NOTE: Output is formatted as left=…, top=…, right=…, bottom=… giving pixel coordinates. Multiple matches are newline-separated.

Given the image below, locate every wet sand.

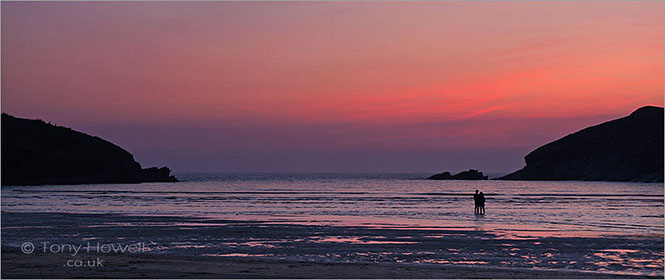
left=2, top=212, right=663, bottom=278
left=1, top=247, right=656, bottom=279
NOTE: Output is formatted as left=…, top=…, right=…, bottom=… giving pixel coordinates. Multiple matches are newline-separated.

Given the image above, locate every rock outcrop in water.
left=428, top=169, right=488, bottom=180
left=1, top=113, right=178, bottom=185
left=499, top=106, right=664, bottom=182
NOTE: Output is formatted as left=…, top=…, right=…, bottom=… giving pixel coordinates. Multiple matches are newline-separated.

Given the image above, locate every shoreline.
left=2, top=211, right=663, bottom=278
left=2, top=247, right=659, bottom=279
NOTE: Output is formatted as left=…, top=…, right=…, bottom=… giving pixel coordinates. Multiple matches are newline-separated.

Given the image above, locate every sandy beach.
left=2, top=211, right=663, bottom=278
left=2, top=246, right=659, bottom=279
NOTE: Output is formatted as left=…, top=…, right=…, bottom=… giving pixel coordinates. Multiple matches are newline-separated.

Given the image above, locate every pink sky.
left=2, top=1, right=663, bottom=172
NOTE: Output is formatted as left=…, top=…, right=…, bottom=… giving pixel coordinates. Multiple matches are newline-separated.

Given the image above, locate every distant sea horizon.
left=170, top=171, right=509, bottom=180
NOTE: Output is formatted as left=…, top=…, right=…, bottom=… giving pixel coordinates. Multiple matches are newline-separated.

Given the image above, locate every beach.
left=2, top=246, right=656, bottom=279
left=2, top=173, right=663, bottom=278
left=2, top=211, right=663, bottom=278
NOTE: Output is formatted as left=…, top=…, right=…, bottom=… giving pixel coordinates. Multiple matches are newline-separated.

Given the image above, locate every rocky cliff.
left=2, top=113, right=178, bottom=185
left=499, top=106, right=663, bottom=182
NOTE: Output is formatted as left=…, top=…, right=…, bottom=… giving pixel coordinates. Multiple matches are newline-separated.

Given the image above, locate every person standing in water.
left=473, top=190, right=480, bottom=214
left=478, top=191, right=486, bottom=215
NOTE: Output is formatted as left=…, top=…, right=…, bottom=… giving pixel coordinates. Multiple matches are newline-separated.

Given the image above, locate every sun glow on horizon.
left=2, top=1, right=663, bottom=172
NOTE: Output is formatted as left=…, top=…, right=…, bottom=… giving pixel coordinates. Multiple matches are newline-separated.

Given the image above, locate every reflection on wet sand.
left=312, top=236, right=418, bottom=245
left=2, top=176, right=663, bottom=277
left=2, top=212, right=662, bottom=277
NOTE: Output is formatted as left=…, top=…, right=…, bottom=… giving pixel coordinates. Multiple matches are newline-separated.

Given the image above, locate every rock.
left=428, top=169, right=488, bottom=180
left=429, top=172, right=453, bottom=180
left=499, top=106, right=663, bottom=182
left=1, top=113, right=178, bottom=185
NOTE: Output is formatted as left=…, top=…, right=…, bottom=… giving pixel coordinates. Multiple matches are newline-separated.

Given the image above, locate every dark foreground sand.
left=2, top=212, right=662, bottom=278
left=1, top=247, right=657, bottom=279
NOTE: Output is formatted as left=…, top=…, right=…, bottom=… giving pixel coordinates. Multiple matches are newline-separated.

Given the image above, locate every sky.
left=1, top=1, right=663, bottom=173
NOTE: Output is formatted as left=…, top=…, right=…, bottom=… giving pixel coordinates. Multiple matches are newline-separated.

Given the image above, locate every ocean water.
left=2, top=172, right=663, bottom=237
left=2, top=173, right=663, bottom=276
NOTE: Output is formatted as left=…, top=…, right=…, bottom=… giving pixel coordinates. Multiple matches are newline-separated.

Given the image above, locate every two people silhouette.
left=474, top=189, right=485, bottom=215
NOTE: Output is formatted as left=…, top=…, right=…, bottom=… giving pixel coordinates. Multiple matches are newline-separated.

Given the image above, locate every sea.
left=2, top=173, right=664, bottom=276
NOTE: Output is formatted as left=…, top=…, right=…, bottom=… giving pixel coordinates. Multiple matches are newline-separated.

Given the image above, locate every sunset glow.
left=2, top=1, right=663, bottom=172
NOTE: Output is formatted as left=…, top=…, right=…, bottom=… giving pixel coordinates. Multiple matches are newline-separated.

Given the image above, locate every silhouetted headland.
left=428, top=169, right=488, bottom=180
left=1, top=113, right=178, bottom=185
left=499, top=106, right=664, bottom=182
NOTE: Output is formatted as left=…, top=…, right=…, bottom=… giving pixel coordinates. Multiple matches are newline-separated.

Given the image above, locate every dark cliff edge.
left=1, top=113, right=178, bottom=185
left=499, top=106, right=664, bottom=183
left=428, top=169, right=488, bottom=180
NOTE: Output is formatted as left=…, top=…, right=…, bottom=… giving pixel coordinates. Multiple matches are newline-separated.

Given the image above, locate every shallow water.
left=2, top=173, right=663, bottom=237
left=2, top=173, right=663, bottom=276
